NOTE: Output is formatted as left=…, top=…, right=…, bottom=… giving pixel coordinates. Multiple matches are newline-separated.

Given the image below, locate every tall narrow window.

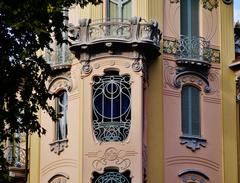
left=180, top=0, right=199, bottom=37
left=55, top=90, right=68, bottom=140
left=181, top=85, right=200, bottom=136
left=92, top=71, right=131, bottom=142
left=107, top=0, right=132, bottom=20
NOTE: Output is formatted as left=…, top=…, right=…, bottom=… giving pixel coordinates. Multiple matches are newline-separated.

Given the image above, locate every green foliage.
left=0, top=0, right=101, bottom=181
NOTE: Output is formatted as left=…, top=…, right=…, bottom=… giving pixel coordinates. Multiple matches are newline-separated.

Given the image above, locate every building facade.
left=5, top=0, right=239, bottom=183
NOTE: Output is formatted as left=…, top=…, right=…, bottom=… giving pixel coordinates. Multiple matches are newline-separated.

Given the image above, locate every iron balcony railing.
left=176, top=35, right=211, bottom=63
left=69, top=17, right=161, bottom=48
left=4, top=145, right=26, bottom=168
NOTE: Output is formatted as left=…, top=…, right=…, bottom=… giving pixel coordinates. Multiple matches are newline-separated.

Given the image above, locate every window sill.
left=180, top=135, right=206, bottom=152
left=50, top=139, right=68, bottom=155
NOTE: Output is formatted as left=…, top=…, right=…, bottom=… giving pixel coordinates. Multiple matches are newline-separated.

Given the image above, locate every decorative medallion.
left=82, top=61, right=92, bottom=74
left=132, top=59, right=142, bottom=72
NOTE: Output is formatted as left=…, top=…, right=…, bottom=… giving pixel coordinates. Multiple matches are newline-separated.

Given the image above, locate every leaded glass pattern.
left=92, top=169, right=131, bottom=183
left=92, top=72, right=131, bottom=142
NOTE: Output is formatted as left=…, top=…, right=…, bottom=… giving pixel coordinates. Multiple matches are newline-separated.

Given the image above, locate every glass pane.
left=180, top=0, right=199, bottom=37
left=181, top=86, right=200, bottom=136
left=110, top=1, right=118, bottom=19
left=122, top=1, right=132, bottom=19
left=56, top=91, right=68, bottom=140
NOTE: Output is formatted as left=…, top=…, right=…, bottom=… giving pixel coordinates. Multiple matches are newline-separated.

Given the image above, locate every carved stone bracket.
left=174, top=71, right=211, bottom=93
left=50, top=139, right=68, bottom=155
left=180, top=136, right=207, bottom=152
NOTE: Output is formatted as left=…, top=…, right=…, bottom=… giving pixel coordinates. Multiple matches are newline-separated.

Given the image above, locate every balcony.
left=69, top=17, right=161, bottom=59
left=44, top=43, right=72, bottom=71
left=176, top=35, right=211, bottom=67
left=4, top=145, right=26, bottom=182
left=174, top=36, right=211, bottom=84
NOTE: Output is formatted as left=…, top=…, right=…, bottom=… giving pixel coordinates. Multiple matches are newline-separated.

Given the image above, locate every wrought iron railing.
left=176, top=35, right=211, bottom=63
left=69, top=17, right=161, bottom=47
left=4, top=145, right=26, bottom=168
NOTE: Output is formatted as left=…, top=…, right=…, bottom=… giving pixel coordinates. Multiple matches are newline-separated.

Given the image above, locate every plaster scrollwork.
left=91, top=147, right=137, bottom=173
left=48, top=73, right=73, bottom=94
left=163, top=61, right=177, bottom=90
left=180, top=136, right=207, bottom=151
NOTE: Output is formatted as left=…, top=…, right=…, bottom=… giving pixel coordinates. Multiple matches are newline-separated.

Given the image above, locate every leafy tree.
left=0, top=0, right=101, bottom=181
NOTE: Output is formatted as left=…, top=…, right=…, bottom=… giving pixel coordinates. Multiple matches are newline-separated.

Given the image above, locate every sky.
left=235, top=0, right=240, bottom=22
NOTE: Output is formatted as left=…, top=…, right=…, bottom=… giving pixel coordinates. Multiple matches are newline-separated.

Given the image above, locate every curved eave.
left=70, top=39, right=160, bottom=59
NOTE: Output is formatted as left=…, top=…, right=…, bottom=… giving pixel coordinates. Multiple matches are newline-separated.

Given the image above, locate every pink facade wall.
left=163, top=58, right=222, bottom=182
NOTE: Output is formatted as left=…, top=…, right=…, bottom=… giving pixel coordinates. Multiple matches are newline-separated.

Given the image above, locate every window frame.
left=181, top=85, right=201, bottom=137
left=55, top=90, right=68, bottom=141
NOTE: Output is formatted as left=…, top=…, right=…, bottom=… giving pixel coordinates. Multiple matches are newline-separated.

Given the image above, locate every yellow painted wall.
left=146, top=1, right=164, bottom=183
left=220, top=1, right=238, bottom=183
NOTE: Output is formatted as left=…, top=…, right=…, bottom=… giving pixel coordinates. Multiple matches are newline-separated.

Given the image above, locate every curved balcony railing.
left=69, top=17, right=161, bottom=51
left=176, top=35, right=211, bottom=64
left=4, top=145, right=26, bottom=168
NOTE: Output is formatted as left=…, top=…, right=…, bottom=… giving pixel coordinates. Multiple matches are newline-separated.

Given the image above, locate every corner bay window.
left=92, top=71, right=131, bottom=142
left=55, top=90, right=68, bottom=140
left=181, top=85, right=201, bottom=137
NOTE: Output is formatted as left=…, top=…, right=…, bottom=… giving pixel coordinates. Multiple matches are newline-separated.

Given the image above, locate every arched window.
left=181, top=85, right=200, bottom=136
left=49, top=174, right=69, bottom=183
left=92, top=71, right=131, bottom=142
left=92, top=168, right=131, bottom=183
left=106, top=0, right=132, bottom=20
left=55, top=90, right=68, bottom=140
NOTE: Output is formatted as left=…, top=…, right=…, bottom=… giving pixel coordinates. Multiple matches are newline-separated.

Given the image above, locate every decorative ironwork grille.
left=92, top=73, right=131, bottom=142
left=92, top=169, right=131, bottom=183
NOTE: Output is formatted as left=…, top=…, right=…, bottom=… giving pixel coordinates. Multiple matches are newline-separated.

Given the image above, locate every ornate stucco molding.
left=178, top=169, right=209, bottom=183
left=49, top=139, right=68, bottom=155
left=86, top=147, right=138, bottom=173
left=48, top=73, right=73, bottom=94
left=180, top=136, right=207, bottom=151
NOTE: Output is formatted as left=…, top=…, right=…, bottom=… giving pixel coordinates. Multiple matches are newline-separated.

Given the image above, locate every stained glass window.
left=92, top=169, right=131, bottom=183
left=92, top=71, right=131, bottom=142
